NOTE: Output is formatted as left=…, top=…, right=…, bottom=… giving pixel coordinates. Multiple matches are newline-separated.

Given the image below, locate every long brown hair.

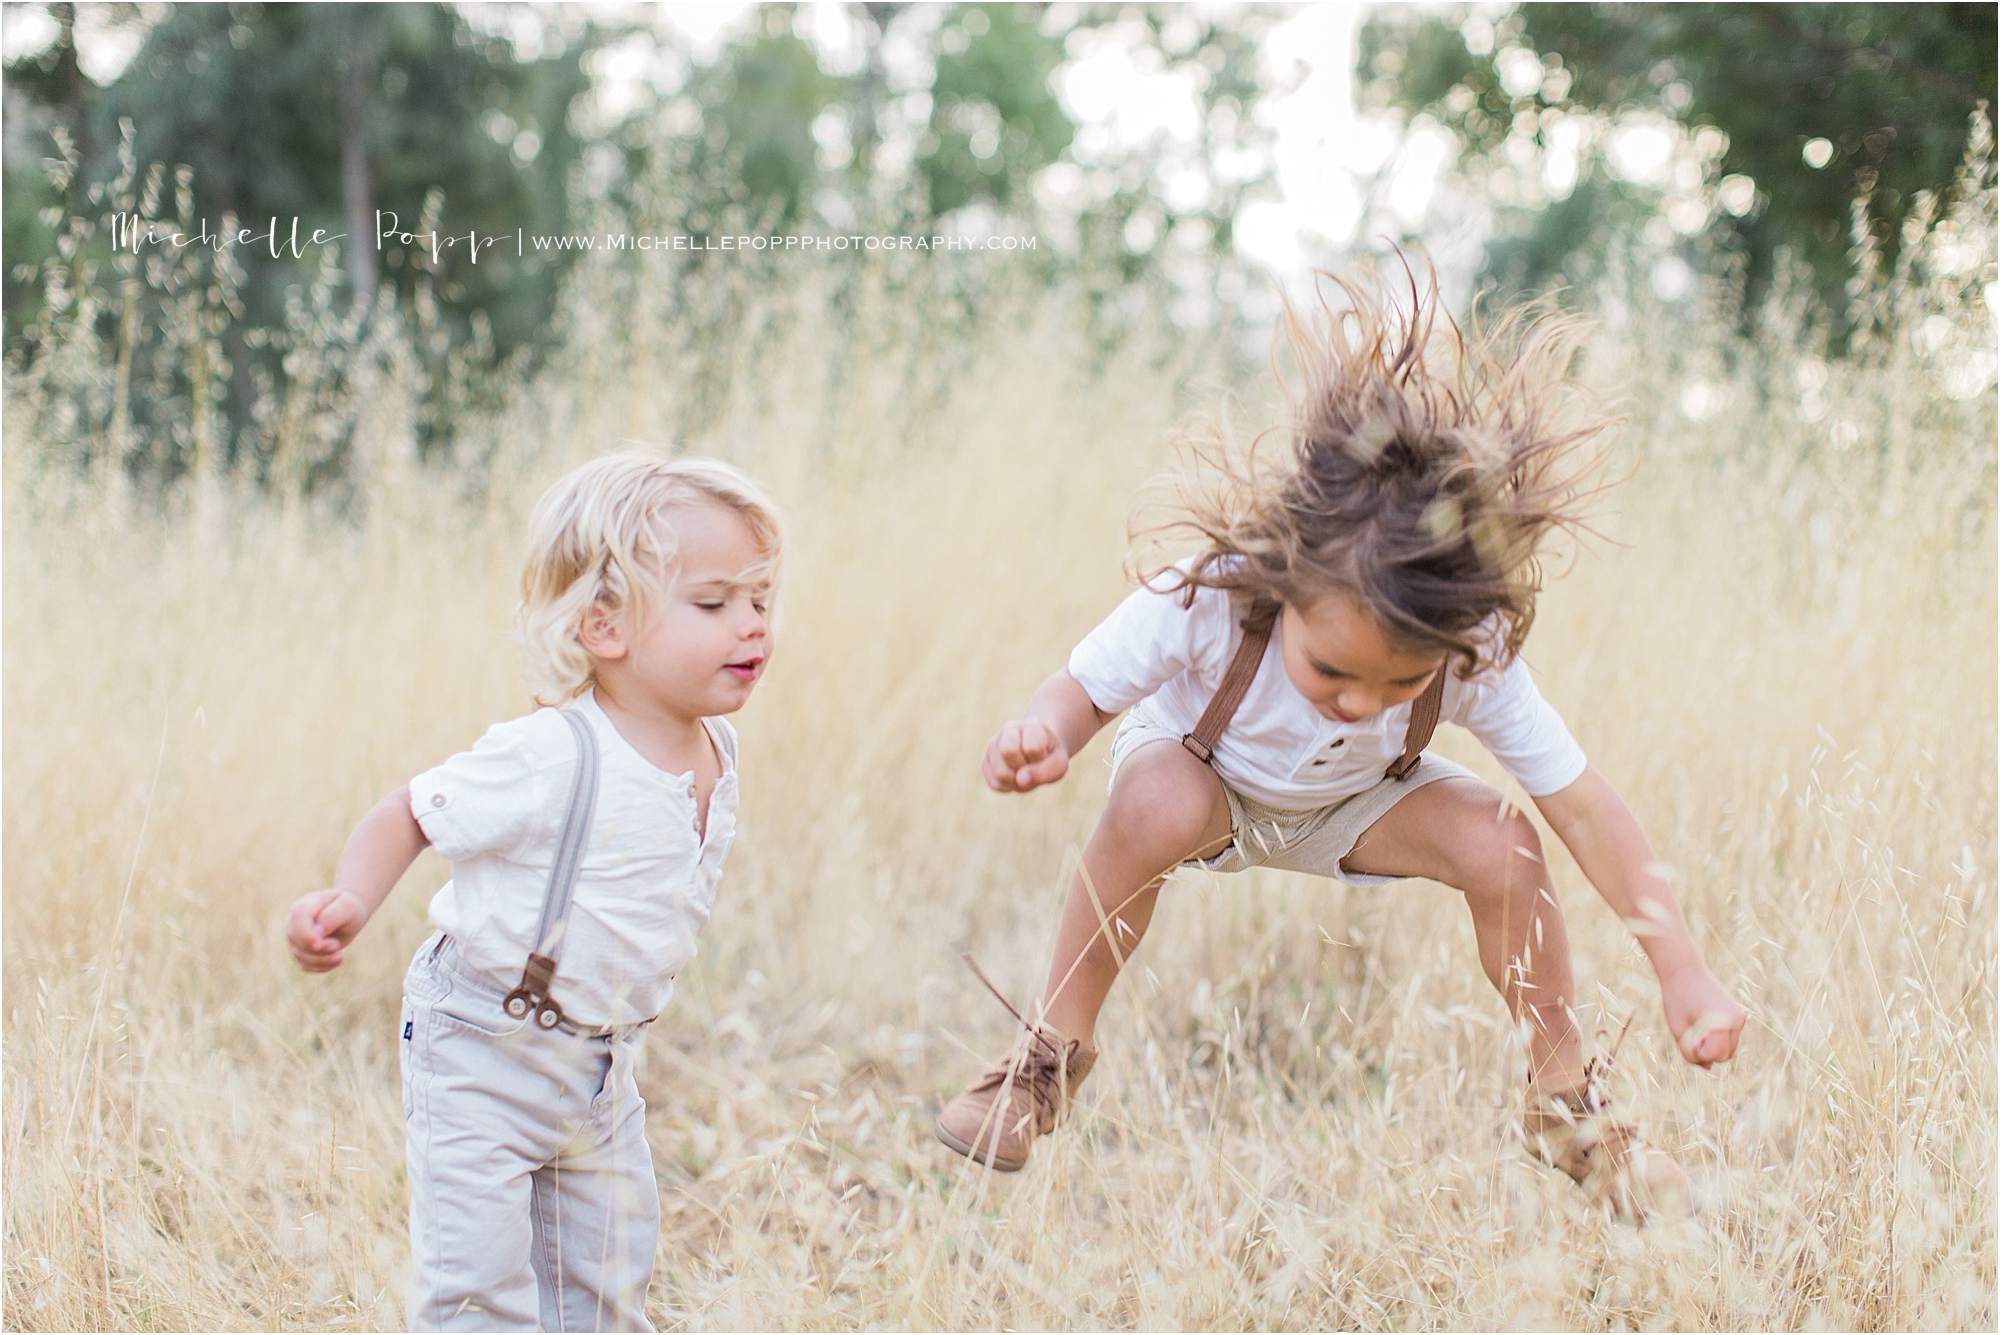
left=1134, top=258, right=1614, bottom=675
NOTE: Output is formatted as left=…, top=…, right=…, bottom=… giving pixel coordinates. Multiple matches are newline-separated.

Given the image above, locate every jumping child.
left=933, top=268, right=1747, bottom=1220
left=284, top=453, right=780, bottom=1328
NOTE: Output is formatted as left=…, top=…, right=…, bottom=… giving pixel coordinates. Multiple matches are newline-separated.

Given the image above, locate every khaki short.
left=1105, top=714, right=1477, bottom=888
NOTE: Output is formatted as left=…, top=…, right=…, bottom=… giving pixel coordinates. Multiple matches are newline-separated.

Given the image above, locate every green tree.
left=96, top=2, right=606, bottom=354
left=1359, top=2, right=1996, bottom=322
left=673, top=12, right=846, bottom=233
left=5, top=1, right=621, bottom=471
left=919, top=4, right=1072, bottom=217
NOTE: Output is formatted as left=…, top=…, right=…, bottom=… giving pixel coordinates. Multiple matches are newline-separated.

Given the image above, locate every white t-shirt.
left=408, top=690, right=738, bottom=1026
left=1066, top=571, right=1587, bottom=810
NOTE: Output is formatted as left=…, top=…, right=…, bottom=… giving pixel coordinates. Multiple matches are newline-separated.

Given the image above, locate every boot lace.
left=961, top=953, right=1082, bottom=1134
left=1534, top=1013, right=1640, bottom=1178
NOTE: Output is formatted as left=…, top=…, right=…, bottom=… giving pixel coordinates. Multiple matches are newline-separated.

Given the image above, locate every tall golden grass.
left=3, top=186, right=1994, bottom=1328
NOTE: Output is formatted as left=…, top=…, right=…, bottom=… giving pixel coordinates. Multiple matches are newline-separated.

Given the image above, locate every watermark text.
left=107, top=210, right=1037, bottom=265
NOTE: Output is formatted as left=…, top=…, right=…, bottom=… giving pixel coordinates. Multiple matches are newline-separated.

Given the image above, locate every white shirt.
left=1066, top=571, right=1588, bottom=810
left=408, top=690, right=739, bottom=1026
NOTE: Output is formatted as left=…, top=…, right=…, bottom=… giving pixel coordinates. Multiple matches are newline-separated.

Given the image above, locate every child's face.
left=591, top=501, right=775, bottom=719
left=1279, top=591, right=1444, bottom=723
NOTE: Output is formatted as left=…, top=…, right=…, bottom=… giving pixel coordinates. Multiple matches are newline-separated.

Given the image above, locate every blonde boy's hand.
left=1660, top=961, right=1747, bottom=1068
left=983, top=718, right=1070, bottom=793
left=286, top=888, right=368, bottom=973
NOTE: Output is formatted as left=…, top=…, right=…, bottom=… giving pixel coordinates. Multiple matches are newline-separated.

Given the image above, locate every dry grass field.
left=3, top=221, right=1994, bottom=1329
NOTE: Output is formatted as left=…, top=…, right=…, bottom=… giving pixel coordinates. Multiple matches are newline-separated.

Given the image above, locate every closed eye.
left=1310, top=657, right=1433, bottom=688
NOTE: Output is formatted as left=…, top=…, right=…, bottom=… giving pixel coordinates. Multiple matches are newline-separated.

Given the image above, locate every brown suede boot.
left=1522, top=1048, right=1691, bottom=1223
left=935, top=1025, right=1097, bottom=1173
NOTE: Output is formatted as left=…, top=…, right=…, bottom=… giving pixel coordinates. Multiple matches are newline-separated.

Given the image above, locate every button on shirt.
left=409, top=690, right=738, bottom=1026
left=1066, top=572, right=1588, bottom=811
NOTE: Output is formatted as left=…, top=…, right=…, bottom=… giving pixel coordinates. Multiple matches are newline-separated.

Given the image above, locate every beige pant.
left=401, top=932, right=658, bottom=1332
left=1106, top=714, right=1476, bottom=887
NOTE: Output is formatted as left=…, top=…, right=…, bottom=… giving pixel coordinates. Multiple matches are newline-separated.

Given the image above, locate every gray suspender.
left=502, top=708, right=599, bottom=1031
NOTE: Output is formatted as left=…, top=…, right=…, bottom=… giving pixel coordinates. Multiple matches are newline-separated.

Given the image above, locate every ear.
left=576, top=600, right=628, bottom=660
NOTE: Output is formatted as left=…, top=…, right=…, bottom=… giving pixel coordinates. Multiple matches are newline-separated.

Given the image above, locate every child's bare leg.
left=1342, top=776, right=1588, bottom=1093
left=935, top=740, right=1231, bottom=1172
left=1039, top=739, right=1233, bottom=1041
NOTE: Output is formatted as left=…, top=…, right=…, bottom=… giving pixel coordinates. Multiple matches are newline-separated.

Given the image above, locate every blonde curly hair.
left=1134, top=260, right=1614, bottom=675
left=516, top=451, right=783, bottom=705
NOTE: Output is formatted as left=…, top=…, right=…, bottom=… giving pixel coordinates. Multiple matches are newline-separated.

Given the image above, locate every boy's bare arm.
left=1536, top=767, right=1699, bottom=972
left=285, top=786, right=430, bottom=972
left=1027, top=669, right=1115, bottom=756
left=983, top=670, right=1114, bottom=793
left=1535, top=765, right=1748, bottom=1067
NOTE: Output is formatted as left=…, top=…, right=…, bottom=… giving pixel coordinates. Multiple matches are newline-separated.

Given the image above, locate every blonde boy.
left=284, top=453, right=780, bottom=1330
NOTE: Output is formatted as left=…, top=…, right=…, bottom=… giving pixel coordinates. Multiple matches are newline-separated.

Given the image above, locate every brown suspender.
left=1180, top=608, right=1273, bottom=764
left=1384, top=663, right=1445, bottom=780
left=1180, top=605, right=1448, bottom=780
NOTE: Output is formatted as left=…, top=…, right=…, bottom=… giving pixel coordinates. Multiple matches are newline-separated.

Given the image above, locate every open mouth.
left=724, top=658, right=764, bottom=681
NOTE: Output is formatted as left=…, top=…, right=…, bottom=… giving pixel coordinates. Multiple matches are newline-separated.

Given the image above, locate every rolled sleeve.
left=408, top=721, right=544, bottom=862
left=1454, top=653, right=1588, bottom=797
left=1066, top=572, right=1225, bottom=716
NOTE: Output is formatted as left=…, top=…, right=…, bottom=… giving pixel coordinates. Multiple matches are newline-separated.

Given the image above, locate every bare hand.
left=982, top=718, right=1070, bottom=793
left=1660, top=962, right=1747, bottom=1068
left=286, top=888, right=368, bottom=973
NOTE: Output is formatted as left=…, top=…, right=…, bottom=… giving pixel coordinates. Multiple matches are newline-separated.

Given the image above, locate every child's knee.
left=1101, top=747, right=1224, bottom=865
left=1452, top=809, right=1546, bottom=904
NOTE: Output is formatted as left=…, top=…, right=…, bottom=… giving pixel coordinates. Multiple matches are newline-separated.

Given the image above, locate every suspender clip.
left=503, top=952, right=566, bottom=1030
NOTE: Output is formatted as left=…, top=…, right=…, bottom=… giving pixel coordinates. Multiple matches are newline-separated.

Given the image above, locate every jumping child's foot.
left=1522, top=1059, right=1691, bottom=1223
left=935, top=1025, right=1096, bottom=1172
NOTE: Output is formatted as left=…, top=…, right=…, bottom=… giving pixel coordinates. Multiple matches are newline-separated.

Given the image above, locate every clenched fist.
left=285, top=888, right=368, bottom=973
left=1660, top=961, right=1748, bottom=1069
left=982, top=718, right=1070, bottom=793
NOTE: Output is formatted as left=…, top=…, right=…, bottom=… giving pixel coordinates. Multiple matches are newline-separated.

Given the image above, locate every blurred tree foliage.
left=6, top=0, right=1286, bottom=330
left=1358, top=2, right=1997, bottom=325
left=921, top=5, right=1072, bottom=218
left=5, top=2, right=612, bottom=456
left=5, top=1, right=1291, bottom=482
left=624, top=4, right=1281, bottom=286
left=674, top=22, right=847, bottom=231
